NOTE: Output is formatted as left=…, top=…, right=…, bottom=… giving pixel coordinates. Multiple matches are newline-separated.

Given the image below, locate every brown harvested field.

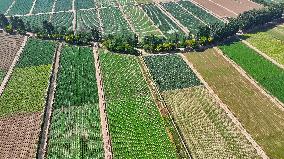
left=185, top=49, right=284, bottom=158
left=211, top=0, right=251, bottom=14
left=162, top=86, right=259, bottom=159
left=0, top=112, right=42, bottom=158
left=235, top=0, right=263, bottom=10
left=0, top=33, right=24, bottom=71
left=190, top=0, right=237, bottom=18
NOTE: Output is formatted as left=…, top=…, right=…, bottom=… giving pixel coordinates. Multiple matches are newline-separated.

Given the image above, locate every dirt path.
left=179, top=53, right=269, bottom=159
left=93, top=43, right=113, bottom=159
left=137, top=56, right=192, bottom=159
left=0, top=36, right=27, bottom=97
left=49, top=0, right=58, bottom=21
left=37, top=43, right=62, bottom=159
left=72, top=0, right=76, bottom=32
left=214, top=47, right=284, bottom=111
left=29, top=0, right=37, bottom=15
left=241, top=40, right=284, bottom=70
left=155, top=3, right=189, bottom=34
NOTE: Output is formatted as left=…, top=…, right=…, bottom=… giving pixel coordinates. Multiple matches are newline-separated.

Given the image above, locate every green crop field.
left=162, top=86, right=259, bottom=159
left=219, top=41, right=284, bottom=104
left=142, top=4, right=183, bottom=36
left=7, top=0, right=33, bottom=15
left=0, top=0, right=14, bottom=14
left=0, top=38, right=56, bottom=117
left=47, top=45, right=104, bottom=158
left=244, top=30, right=284, bottom=65
left=32, top=0, right=54, bottom=14
left=21, top=14, right=50, bottom=29
left=99, top=50, right=177, bottom=158
left=76, top=9, right=100, bottom=32
left=75, top=0, right=96, bottom=9
left=186, top=49, right=284, bottom=159
left=144, top=55, right=201, bottom=91
left=50, top=12, right=74, bottom=30
left=54, top=0, right=72, bottom=12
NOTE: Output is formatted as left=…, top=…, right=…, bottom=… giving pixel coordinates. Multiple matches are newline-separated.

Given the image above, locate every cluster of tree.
left=0, top=3, right=283, bottom=55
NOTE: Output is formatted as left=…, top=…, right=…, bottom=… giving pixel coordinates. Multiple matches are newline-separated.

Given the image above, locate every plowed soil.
left=0, top=112, right=42, bottom=159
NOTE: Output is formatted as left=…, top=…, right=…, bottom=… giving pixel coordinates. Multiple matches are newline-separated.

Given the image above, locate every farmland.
left=47, top=45, right=104, bottom=158
left=99, top=50, right=177, bottom=158
left=0, top=38, right=56, bottom=158
left=219, top=41, right=284, bottom=104
left=162, top=86, right=259, bottom=158
left=32, top=0, right=54, bottom=14
left=76, top=9, right=100, bottom=32
left=186, top=49, right=284, bottom=158
left=144, top=55, right=201, bottom=91
left=6, top=0, right=33, bottom=15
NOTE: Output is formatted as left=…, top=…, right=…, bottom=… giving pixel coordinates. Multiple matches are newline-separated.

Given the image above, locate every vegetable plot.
left=21, top=14, right=50, bottom=29
left=47, top=45, right=104, bottom=158
left=76, top=9, right=100, bottom=32
left=0, top=0, right=14, bottom=14
left=100, top=6, right=133, bottom=36
left=219, top=41, right=284, bottom=104
left=99, top=50, right=177, bottom=158
left=54, top=0, right=72, bottom=12
left=75, top=0, right=96, bottom=9
left=50, top=12, right=74, bottom=31
left=162, top=2, right=205, bottom=35
left=0, top=38, right=56, bottom=117
left=123, top=5, right=162, bottom=37
left=32, top=0, right=54, bottom=13
left=7, top=0, right=33, bottom=15
left=144, top=54, right=201, bottom=91
left=162, top=87, right=259, bottom=158
left=142, top=4, right=183, bottom=36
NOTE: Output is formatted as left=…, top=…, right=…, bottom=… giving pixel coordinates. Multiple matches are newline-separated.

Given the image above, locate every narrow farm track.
left=155, top=3, right=189, bottom=34
left=50, top=0, right=58, bottom=20
left=72, top=0, right=76, bottom=32
left=37, top=43, right=62, bottom=159
left=0, top=36, right=27, bottom=97
left=29, top=0, right=38, bottom=15
left=214, top=47, right=284, bottom=111
left=138, top=56, right=192, bottom=159
left=241, top=40, right=284, bottom=70
left=93, top=43, right=113, bottom=159
left=179, top=53, right=269, bottom=159
left=4, top=0, right=15, bottom=15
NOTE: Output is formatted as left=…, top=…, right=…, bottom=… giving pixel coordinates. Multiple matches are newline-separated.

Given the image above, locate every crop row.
left=219, top=41, right=284, bottom=104
left=162, top=86, right=259, bottom=158
left=50, top=12, right=74, bottom=31
left=47, top=45, right=104, bottom=158
left=0, top=38, right=56, bottom=117
left=161, top=2, right=205, bottom=35
left=99, top=50, right=177, bottom=158
left=32, top=0, right=54, bottom=14
left=144, top=54, right=201, bottom=91
left=186, top=49, right=284, bottom=158
left=54, top=0, right=72, bottom=12
left=76, top=9, right=100, bottom=32
left=142, top=4, right=183, bottom=37
left=100, top=6, right=133, bottom=36
left=123, top=5, right=162, bottom=37
left=7, top=0, right=33, bottom=15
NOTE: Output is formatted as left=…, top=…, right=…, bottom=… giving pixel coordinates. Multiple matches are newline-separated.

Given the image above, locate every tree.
left=42, top=20, right=54, bottom=35
left=0, top=14, right=9, bottom=28
left=91, top=28, right=102, bottom=42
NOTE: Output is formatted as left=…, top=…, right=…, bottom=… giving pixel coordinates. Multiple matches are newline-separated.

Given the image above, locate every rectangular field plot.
left=244, top=30, right=284, bottom=65
left=219, top=41, right=284, bottom=104
left=0, top=0, right=14, bottom=14
left=75, top=0, right=96, bottom=9
left=143, top=55, right=201, bottom=91
left=122, top=5, right=162, bottom=37
left=76, top=9, right=100, bottom=32
left=97, top=0, right=117, bottom=7
left=177, top=1, right=221, bottom=25
left=47, top=45, right=104, bottom=158
left=0, top=34, right=24, bottom=70
left=47, top=104, right=104, bottom=159
left=21, top=14, right=50, bottom=30
left=7, top=0, right=33, bottom=15
left=99, top=50, right=177, bottom=158
left=100, top=7, right=133, bottom=36
left=162, top=86, right=259, bottom=159
left=142, top=4, right=183, bottom=37
left=54, top=46, right=98, bottom=109
left=185, top=49, right=284, bottom=159
left=50, top=12, right=74, bottom=31
left=54, top=0, right=72, bottom=12
left=161, top=2, right=205, bottom=35
left=0, top=112, right=42, bottom=158
left=32, top=0, right=54, bottom=13
left=0, top=38, right=56, bottom=117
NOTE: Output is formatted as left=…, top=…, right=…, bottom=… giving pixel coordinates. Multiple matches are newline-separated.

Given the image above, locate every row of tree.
left=0, top=3, right=283, bottom=55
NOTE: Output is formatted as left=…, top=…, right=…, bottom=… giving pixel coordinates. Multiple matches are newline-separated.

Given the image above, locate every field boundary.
left=241, top=39, right=284, bottom=70
left=179, top=53, right=269, bottom=159
left=93, top=43, right=113, bottom=159
left=214, top=47, right=284, bottom=110
left=0, top=36, right=28, bottom=97
left=155, top=3, right=189, bottom=34
left=29, top=0, right=37, bottom=15
left=137, top=56, right=192, bottom=159
left=37, top=42, right=62, bottom=159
